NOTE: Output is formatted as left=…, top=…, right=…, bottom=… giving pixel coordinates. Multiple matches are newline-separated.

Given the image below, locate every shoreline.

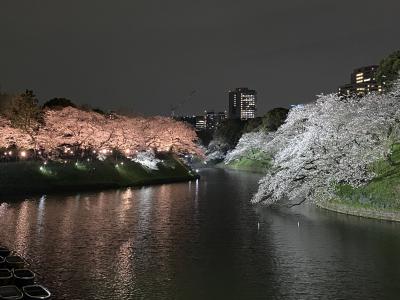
left=0, top=175, right=200, bottom=198
left=316, top=200, right=400, bottom=222
left=0, top=157, right=199, bottom=198
left=215, top=162, right=268, bottom=174
left=215, top=165, right=400, bottom=223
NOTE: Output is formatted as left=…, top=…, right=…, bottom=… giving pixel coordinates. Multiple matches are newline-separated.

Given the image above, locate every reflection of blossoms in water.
left=132, top=151, right=161, bottom=170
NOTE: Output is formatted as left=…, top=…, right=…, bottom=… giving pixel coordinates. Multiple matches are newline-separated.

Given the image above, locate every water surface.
left=0, top=169, right=400, bottom=299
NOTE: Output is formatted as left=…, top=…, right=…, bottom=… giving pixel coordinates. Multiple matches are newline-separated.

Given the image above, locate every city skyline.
left=339, top=65, right=383, bottom=97
left=1, top=1, right=400, bottom=116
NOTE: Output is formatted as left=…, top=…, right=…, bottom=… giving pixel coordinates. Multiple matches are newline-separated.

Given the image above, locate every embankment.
left=0, top=154, right=198, bottom=196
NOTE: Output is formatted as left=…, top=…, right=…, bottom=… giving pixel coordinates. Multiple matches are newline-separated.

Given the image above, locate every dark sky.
left=1, top=0, right=399, bottom=116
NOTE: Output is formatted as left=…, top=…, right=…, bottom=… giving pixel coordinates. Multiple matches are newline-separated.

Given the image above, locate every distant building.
left=195, top=115, right=206, bottom=131
left=228, top=88, right=257, bottom=120
left=216, top=111, right=227, bottom=126
left=339, top=65, right=384, bottom=97
left=178, top=111, right=227, bottom=131
left=205, top=111, right=227, bottom=130
left=179, top=115, right=197, bottom=128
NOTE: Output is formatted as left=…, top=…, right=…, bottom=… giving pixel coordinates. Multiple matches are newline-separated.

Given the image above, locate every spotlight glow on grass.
left=74, top=161, right=89, bottom=171
left=39, top=165, right=54, bottom=176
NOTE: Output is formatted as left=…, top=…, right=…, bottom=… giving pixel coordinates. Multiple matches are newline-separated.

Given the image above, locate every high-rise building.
left=339, top=65, right=384, bottom=97
left=228, top=88, right=257, bottom=120
left=205, top=111, right=227, bottom=130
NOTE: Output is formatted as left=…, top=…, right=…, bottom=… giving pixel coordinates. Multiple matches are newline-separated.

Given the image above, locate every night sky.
left=1, top=0, right=399, bottom=116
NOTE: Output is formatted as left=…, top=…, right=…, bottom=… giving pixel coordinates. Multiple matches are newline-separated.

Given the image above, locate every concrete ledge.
left=316, top=201, right=400, bottom=222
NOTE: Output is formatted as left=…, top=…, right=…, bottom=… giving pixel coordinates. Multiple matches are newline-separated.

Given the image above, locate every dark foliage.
left=43, top=98, right=76, bottom=109
left=376, top=50, right=400, bottom=89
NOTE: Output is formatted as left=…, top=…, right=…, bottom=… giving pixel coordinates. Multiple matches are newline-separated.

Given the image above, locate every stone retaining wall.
left=316, top=201, right=400, bottom=222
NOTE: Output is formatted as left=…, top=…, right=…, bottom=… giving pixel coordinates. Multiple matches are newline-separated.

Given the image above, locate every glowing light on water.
left=37, top=195, right=46, bottom=232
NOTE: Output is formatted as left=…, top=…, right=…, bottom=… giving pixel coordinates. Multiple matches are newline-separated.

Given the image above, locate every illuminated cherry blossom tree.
left=249, top=81, right=400, bottom=206
left=0, top=106, right=202, bottom=159
left=224, top=131, right=274, bottom=164
left=0, top=117, right=33, bottom=149
left=132, top=150, right=161, bottom=170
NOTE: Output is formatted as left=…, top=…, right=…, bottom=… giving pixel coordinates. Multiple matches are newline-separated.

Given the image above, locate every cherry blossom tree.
left=224, top=131, right=274, bottom=164
left=132, top=150, right=161, bottom=170
left=0, top=117, right=32, bottom=150
left=250, top=82, right=400, bottom=206
left=0, top=106, right=203, bottom=159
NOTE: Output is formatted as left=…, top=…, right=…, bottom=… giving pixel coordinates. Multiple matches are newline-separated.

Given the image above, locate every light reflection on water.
left=0, top=169, right=400, bottom=299
left=15, top=201, right=30, bottom=255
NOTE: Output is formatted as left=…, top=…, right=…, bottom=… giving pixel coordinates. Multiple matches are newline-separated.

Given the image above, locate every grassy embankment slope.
left=0, top=154, right=197, bottom=195
left=319, top=143, right=400, bottom=221
left=221, top=150, right=272, bottom=173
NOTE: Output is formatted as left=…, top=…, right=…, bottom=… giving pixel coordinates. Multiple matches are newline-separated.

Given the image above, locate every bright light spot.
left=195, top=169, right=199, bottom=173
left=39, top=165, right=53, bottom=176
left=20, top=151, right=27, bottom=158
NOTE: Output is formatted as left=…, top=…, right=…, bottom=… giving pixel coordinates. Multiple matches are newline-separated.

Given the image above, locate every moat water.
left=1, top=169, right=400, bottom=299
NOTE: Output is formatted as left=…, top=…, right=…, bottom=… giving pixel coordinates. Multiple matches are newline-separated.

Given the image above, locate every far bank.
left=0, top=154, right=199, bottom=196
